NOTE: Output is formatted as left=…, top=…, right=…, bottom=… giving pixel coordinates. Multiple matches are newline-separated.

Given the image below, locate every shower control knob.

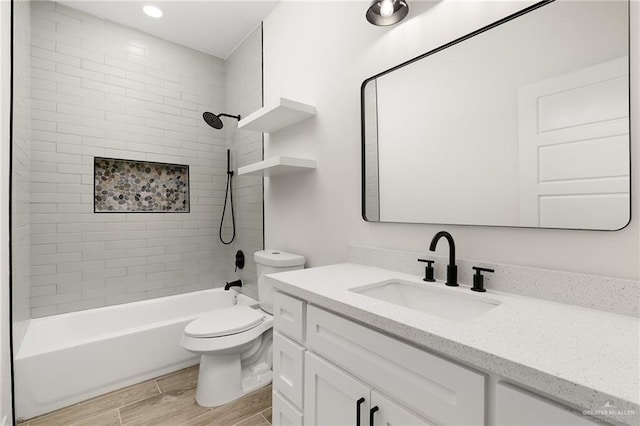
left=235, top=250, right=245, bottom=272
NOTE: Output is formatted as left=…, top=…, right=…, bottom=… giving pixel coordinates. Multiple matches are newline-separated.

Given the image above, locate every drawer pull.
left=369, top=406, right=379, bottom=426
left=356, top=397, right=365, bottom=426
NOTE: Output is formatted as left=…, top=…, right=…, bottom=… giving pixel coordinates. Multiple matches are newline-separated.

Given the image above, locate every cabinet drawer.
left=306, top=305, right=485, bottom=425
left=496, top=382, right=601, bottom=425
left=371, top=390, right=434, bottom=426
left=274, top=291, right=305, bottom=343
left=273, top=332, right=305, bottom=409
left=273, top=390, right=303, bottom=426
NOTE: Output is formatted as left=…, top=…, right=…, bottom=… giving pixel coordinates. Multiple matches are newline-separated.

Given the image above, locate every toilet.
left=181, top=250, right=305, bottom=407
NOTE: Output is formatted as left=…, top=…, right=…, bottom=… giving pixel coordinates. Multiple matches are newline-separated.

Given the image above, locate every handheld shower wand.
left=219, top=149, right=236, bottom=245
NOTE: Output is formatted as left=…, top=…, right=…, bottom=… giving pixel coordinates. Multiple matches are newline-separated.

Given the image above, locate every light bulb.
left=379, top=0, right=394, bottom=18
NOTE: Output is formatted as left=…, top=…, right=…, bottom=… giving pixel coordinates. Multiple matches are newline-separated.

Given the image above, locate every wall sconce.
left=366, top=0, right=409, bottom=26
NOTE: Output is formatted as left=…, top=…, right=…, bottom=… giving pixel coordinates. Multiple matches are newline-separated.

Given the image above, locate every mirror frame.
left=360, top=0, right=631, bottom=231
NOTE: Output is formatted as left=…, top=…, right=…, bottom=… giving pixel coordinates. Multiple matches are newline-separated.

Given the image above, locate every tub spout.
left=224, top=280, right=243, bottom=291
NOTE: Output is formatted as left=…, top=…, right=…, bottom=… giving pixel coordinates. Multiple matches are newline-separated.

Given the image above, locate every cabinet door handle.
left=369, top=406, right=379, bottom=426
left=356, top=397, right=365, bottom=426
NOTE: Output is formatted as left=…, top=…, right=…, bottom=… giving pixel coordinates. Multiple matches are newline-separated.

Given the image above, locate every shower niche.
left=94, top=157, right=190, bottom=213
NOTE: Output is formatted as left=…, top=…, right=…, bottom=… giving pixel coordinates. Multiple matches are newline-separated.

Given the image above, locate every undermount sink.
left=350, top=279, right=500, bottom=322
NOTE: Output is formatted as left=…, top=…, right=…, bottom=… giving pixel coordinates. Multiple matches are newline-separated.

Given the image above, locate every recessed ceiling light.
left=143, top=5, right=163, bottom=18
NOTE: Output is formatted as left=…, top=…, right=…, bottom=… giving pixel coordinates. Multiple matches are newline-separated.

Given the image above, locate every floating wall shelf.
left=237, top=98, right=316, bottom=133
left=238, top=156, right=317, bottom=177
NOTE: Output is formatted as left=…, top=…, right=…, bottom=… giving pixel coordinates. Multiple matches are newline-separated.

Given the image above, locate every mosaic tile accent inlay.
left=94, top=157, right=189, bottom=213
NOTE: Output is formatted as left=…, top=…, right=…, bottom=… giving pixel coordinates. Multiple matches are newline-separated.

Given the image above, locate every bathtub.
left=15, top=288, right=258, bottom=420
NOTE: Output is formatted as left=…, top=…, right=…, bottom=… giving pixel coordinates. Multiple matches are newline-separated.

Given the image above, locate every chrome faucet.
left=429, top=231, right=458, bottom=287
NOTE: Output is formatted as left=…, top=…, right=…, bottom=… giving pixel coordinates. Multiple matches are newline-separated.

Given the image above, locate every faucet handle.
left=417, top=259, right=435, bottom=282
left=471, top=267, right=494, bottom=292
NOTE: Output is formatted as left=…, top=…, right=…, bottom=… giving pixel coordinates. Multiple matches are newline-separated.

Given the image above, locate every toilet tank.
left=254, top=250, right=305, bottom=314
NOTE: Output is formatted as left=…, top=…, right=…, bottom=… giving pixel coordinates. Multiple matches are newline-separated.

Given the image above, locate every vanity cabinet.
left=272, top=292, right=484, bottom=426
left=272, top=290, right=607, bottom=426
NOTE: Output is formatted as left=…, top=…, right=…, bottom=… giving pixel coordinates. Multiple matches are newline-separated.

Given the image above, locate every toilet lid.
left=185, top=306, right=265, bottom=338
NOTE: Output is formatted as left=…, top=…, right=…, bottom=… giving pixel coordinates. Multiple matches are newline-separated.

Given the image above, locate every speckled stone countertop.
left=267, top=263, right=640, bottom=426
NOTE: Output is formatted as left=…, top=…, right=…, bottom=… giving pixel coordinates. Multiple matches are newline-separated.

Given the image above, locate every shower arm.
left=218, top=113, right=241, bottom=121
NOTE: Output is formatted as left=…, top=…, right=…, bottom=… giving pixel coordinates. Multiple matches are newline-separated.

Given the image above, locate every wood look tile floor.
left=18, top=366, right=272, bottom=426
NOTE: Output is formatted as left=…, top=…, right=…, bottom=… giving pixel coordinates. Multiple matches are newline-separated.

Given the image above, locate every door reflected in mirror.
left=361, top=0, right=630, bottom=230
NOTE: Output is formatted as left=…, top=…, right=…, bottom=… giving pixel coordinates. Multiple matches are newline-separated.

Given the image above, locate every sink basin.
left=350, top=279, right=500, bottom=322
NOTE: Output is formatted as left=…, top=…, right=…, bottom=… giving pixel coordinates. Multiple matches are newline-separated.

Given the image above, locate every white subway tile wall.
left=12, top=0, right=32, bottom=347
left=25, top=1, right=263, bottom=317
left=225, top=25, right=264, bottom=300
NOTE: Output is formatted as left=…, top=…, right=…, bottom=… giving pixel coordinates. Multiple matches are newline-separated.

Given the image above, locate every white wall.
left=263, top=1, right=639, bottom=280
left=27, top=1, right=230, bottom=317
left=1, top=0, right=13, bottom=422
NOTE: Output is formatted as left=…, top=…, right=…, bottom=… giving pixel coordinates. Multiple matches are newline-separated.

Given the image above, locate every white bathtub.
left=15, top=288, right=258, bottom=420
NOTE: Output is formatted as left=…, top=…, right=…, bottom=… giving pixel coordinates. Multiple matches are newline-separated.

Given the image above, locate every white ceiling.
left=57, top=1, right=280, bottom=59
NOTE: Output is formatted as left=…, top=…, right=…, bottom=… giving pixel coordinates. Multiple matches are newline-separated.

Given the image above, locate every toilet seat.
left=185, top=306, right=264, bottom=338
left=181, top=313, right=273, bottom=356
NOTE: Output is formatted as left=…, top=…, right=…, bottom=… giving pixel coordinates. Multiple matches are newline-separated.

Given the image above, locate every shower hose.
left=219, top=157, right=236, bottom=245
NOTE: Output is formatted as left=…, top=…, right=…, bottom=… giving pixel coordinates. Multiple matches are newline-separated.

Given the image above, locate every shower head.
left=202, top=112, right=241, bottom=129
left=203, top=112, right=223, bottom=129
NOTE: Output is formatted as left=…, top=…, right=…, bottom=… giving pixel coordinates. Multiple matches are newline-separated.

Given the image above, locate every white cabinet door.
left=304, top=352, right=372, bottom=426
left=495, top=382, right=601, bottom=426
left=370, top=390, right=434, bottom=426
left=273, top=332, right=305, bottom=409
left=273, top=390, right=304, bottom=426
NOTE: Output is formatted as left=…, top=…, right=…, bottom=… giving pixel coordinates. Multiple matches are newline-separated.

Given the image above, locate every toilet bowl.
left=181, top=250, right=305, bottom=407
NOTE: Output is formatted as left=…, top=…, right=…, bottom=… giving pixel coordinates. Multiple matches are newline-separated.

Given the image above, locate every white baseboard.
left=1, top=415, right=9, bottom=426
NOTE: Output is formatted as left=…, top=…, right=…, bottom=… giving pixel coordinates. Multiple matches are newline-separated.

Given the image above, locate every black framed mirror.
left=361, top=0, right=630, bottom=231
